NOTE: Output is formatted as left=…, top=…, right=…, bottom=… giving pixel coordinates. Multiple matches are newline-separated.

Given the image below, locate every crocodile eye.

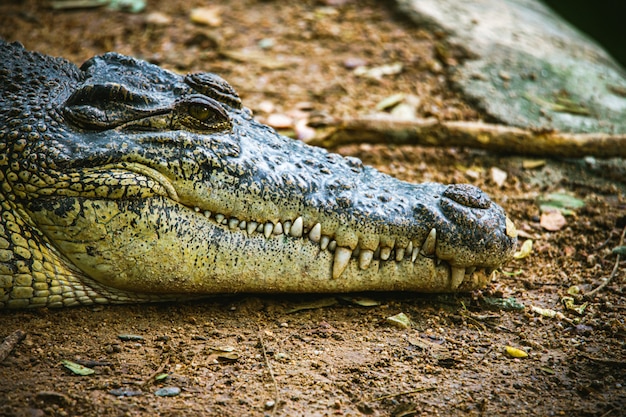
left=176, top=94, right=232, bottom=132
left=189, top=103, right=212, bottom=122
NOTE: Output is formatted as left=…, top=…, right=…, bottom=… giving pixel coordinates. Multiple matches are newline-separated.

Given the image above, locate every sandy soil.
left=0, top=1, right=624, bottom=416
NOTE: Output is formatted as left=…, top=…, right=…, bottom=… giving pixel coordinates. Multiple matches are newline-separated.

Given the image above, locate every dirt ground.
left=0, top=1, right=624, bottom=416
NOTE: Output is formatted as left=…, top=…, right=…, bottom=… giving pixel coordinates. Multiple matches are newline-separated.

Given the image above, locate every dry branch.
left=0, top=330, right=26, bottom=362
left=307, top=116, right=626, bottom=158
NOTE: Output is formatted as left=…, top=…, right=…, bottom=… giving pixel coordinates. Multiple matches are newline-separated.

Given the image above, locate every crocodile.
left=0, top=41, right=517, bottom=308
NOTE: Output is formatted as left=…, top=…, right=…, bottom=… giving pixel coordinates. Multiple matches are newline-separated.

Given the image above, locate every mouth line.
left=188, top=203, right=491, bottom=288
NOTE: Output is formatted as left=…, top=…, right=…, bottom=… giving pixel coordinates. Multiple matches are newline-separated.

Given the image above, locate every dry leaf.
left=354, top=62, right=403, bottom=80
left=490, top=167, right=507, bottom=187
left=190, top=7, right=223, bottom=27
left=504, top=346, right=528, bottom=358
left=522, top=160, right=546, bottom=169
left=540, top=211, right=566, bottom=231
left=386, top=312, right=412, bottom=329
left=513, top=239, right=533, bottom=259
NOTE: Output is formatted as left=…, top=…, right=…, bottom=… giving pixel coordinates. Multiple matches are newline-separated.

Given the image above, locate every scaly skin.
left=0, top=41, right=517, bottom=308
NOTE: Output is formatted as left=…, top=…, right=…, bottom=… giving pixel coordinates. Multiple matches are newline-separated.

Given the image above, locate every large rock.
left=397, top=0, right=626, bottom=134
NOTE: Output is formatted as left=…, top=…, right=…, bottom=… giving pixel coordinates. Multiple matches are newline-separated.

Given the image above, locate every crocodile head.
left=0, top=41, right=517, bottom=308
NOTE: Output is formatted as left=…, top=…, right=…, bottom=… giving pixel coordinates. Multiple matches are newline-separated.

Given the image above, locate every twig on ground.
left=259, top=328, right=279, bottom=416
left=307, top=115, right=626, bottom=158
left=585, top=225, right=626, bottom=300
left=0, top=330, right=26, bottom=362
left=594, top=230, right=615, bottom=251
left=139, top=354, right=170, bottom=386
left=372, top=386, right=436, bottom=401
left=582, top=354, right=626, bottom=368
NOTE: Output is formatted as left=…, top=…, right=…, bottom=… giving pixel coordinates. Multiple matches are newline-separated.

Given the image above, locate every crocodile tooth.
left=411, top=247, right=419, bottom=262
left=332, top=247, right=352, bottom=279
left=320, top=236, right=330, bottom=250
left=421, top=228, right=437, bottom=256
left=194, top=207, right=201, bottom=212
left=406, top=241, right=413, bottom=255
left=257, top=223, right=264, bottom=232
left=380, top=247, right=391, bottom=261
left=359, top=250, right=373, bottom=270
left=283, top=221, right=292, bottom=235
left=291, top=217, right=303, bottom=237
left=309, top=223, right=322, bottom=243
left=203, top=211, right=212, bottom=218
left=264, top=223, right=274, bottom=238
left=247, top=221, right=258, bottom=235
left=395, top=248, right=405, bottom=261
left=215, top=213, right=225, bottom=224
left=328, top=240, right=337, bottom=251
left=450, top=266, right=465, bottom=289
left=228, top=218, right=239, bottom=229
left=239, top=220, right=246, bottom=229
left=273, top=222, right=283, bottom=235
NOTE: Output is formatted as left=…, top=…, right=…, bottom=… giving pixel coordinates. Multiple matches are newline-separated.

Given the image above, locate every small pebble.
left=144, top=11, right=172, bottom=26
left=154, top=386, right=181, bottom=397
left=265, top=400, right=275, bottom=410
left=343, top=57, right=367, bottom=69
left=266, top=114, right=293, bottom=129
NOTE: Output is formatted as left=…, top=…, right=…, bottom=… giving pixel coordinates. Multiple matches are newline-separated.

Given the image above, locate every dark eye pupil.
left=190, top=104, right=211, bottom=121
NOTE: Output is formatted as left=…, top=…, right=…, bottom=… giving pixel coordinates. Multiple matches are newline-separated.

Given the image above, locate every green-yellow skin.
left=0, top=42, right=517, bottom=308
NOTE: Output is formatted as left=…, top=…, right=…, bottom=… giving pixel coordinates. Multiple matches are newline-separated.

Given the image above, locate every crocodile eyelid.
left=65, top=82, right=146, bottom=107
left=184, top=72, right=242, bottom=109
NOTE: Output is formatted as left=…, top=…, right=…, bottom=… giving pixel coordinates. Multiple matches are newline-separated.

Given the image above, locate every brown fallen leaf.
left=190, top=7, right=223, bottom=27
left=540, top=210, right=566, bottom=231
left=490, top=166, right=508, bottom=187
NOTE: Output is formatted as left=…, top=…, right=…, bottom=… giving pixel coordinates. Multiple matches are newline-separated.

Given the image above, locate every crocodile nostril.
left=442, top=184, right=491, bottom=209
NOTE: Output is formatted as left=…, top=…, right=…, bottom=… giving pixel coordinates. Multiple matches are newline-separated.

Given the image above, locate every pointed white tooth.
left=239, top=220, right=247, bottom=229
left=290, top=217, right=303, bottom=237
left=257, top=223, right=264, bottom=232
left=247, top=221, right=258, bottom=234
left=229, top=218, right=239, bottom=229
left=273, top=222, right=283, bottom=235
left=359, top=250, right=374, bottom=270
left=203, top=210, right=212, bottom=218
left=283, top=221, right=292, bottom=235
left=309, top=223, right=321, bottom=242
left=215, top=213, right=225, bottom=224
left=194, top=207, right=201, bottom=212
left=380, top=247, right=391, bottom=261
left=332, top=247, right=352, bottom=279
left=411, top=247, right=419, bottom=262
left=451, top=266, right=465, bottom=289
left=395, top=248, right=405, bottom=261
left=406, top=241, right=413, bottom=255
left=264, top=223, right=274, bottom=238
left=328, top=240, right=337, bottom=251
left=320, top=236, right=330, bottom=250
left=421, top=228, right=437, bottom=256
